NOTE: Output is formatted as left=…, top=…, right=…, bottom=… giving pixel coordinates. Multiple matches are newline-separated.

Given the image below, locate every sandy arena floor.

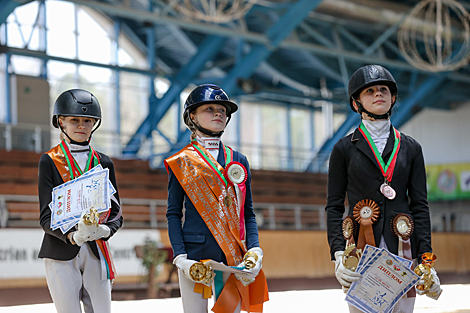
left=0, top=284, right=469, bottom=313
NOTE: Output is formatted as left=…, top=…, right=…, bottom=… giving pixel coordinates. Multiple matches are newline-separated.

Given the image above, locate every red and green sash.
left=47, top=140, right=115, bottom=280
left=358, top=123, right=401, bottom=183
left=165, top=141, right=269, bottom=312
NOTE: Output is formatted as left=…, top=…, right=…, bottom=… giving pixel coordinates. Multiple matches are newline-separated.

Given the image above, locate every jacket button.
left=378, top=201, right=384, bottom=206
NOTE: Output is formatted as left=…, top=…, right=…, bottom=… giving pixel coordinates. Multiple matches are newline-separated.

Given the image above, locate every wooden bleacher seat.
left=0, top=149, right=328, bottom=229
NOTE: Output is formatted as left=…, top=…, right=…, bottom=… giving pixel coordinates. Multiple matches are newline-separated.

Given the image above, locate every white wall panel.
left=400, top=104, right=470, bottom=165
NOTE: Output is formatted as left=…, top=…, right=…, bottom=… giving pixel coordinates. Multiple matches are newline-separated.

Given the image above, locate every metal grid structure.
left=1, top=0, right=470, bottom=172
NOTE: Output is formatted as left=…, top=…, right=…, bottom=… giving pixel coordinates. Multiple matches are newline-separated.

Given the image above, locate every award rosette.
left=391, top=213, right=416, bottom=297
left=224, top=161, right=247, bottom=186
left=342, top=215, right=356, bottom=244
left=391, top=213, right=414, bottom=241
left=353, top=199, right=380, bottom=250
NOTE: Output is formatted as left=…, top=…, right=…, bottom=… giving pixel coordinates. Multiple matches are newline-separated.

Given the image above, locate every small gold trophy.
left=189, top=262, right=214, bottom=284
left=243, top=251, right=259, bottom=269
left=342, top=244, right=363, bottom=272
left=414, top=252, right=442, bottom=299
left=82, top=207, right=99, bottom=227
left=341, top=244, right=362, bottom=293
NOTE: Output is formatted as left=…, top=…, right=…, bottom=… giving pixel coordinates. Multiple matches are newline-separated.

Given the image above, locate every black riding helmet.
left=52, top=89, right=102, bottom=145
left=183, top=84, right=238, bottom=137
left=348, top=65, right=397, bottom=119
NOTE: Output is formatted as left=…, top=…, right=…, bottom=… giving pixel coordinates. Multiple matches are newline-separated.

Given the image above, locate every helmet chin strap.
left=192, top=115, right=231, bottom=138
left=354, top=100, right=391, bottom=120
left=58, top=119, right=101, bottom=146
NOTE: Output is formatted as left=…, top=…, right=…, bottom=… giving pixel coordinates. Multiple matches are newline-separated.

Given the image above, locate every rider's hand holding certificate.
left=345, top=248, right=420, bottom=313
left=49, top=168, right=111, bottom=233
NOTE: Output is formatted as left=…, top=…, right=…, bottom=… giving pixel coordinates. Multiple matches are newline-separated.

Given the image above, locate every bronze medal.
left=224, top=195, right=232, bottom=207
left=380, top=183, right=396, bottom=200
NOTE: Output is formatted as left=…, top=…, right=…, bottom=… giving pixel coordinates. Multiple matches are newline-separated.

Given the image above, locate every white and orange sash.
left=47, top=142, right=116, bottom=280
left=165, top=141, right=269, bottom=312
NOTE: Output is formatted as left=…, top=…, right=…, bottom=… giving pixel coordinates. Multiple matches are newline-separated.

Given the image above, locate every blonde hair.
left=184, top=114, right=198, bottom=141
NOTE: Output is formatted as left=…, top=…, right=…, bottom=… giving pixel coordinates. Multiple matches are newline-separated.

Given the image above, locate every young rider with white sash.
left=38, top=89, right=123, bottom=313
left=326, top=65, right=442, bottom=313
left=165, top=84, right=269, bottom=313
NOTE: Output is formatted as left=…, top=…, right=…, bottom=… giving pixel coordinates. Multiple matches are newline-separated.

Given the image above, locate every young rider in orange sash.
left=326, top=65, right=442, bottom=312
left=38, top=89, right=123, bottom=313
left=165, top=84, right=269, bottom=313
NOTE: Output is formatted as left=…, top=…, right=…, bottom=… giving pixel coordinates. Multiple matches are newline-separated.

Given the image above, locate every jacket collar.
left=217, top=143, right=226, bottom=168
left=351, top=124, right=396, bottom=170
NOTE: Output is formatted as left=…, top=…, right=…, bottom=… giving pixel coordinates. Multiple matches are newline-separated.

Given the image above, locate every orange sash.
left=165, top=142, right=269, bottom=312
left=47, top=143, right=116, bottom=280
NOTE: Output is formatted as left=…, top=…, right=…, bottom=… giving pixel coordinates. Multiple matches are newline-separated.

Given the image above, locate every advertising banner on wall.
left=426, top=163, right=470, bottom=201
left=0, top=229, right=162, bottom=280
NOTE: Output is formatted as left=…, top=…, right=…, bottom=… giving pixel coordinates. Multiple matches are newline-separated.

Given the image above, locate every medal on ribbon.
left=358, top=123, right=401, bottom=200
left=380, top=183, right=396, bottom=200
left=353, top=199, right=380, bottom=250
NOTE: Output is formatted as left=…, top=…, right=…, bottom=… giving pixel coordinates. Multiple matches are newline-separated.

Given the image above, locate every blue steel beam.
left=122, top=35, right=226, bottom=156
left=0, top=0, right=32, bottom=25
left=305, top=111, right=360, bottom=172
left=158, top=129, right=191, bottom=162
left=220, top=0, right=324, bottom=93
left=305, top=73, right=448, bottom=172
left=392, top=74, right=448, bottom=129
left=156, top=0, right=324, bottom=166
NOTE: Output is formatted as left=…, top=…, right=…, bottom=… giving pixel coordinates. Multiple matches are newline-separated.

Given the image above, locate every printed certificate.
left=50, top=168, right=110, bottom=232
left=346, top=249, right=420, bottom=313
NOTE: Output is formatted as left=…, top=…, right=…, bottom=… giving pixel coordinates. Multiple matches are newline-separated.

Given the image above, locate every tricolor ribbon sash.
left=358, top=123, right=401, bottom=184
left=47, top=141, right=115, bottom=279
left=165, top=142, right=268, bottom=312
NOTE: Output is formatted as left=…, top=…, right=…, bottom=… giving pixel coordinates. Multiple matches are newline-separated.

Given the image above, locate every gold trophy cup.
left=414, top=253, right=436, bottom=290
left=414, top=252, right=442, bottom=299
left=82, top=207, right=99, bottom=227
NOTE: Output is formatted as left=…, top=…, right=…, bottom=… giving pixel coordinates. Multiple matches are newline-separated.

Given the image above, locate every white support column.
left=149, top=200, right=157, bottom=229
left=295, top=205, right=302, bottom=230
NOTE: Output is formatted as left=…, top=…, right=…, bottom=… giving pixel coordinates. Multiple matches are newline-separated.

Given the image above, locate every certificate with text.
left=50, top=168, right=110, bottom=230
left=345, top=249, right=420, bottom=313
